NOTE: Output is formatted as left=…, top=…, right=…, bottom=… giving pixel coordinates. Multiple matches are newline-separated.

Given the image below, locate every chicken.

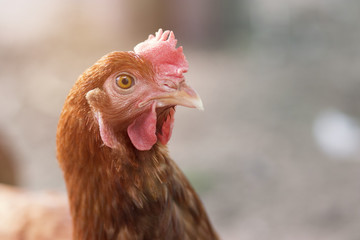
left=0, top=133, right=18, bottom=185
left=57, top=29, right=219, bottom=239
left=0, top=184, right=71, bottom=240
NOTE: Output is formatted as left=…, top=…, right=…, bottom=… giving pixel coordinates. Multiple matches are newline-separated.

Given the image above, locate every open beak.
left=155, top=82, right=204, bottom=110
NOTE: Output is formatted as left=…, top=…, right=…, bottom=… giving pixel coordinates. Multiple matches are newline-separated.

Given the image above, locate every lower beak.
left=155, top=83, right=204, bottom=110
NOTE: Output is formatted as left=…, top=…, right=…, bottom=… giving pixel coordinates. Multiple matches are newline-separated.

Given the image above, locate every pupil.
left=122, top=77, right=129, bottom=85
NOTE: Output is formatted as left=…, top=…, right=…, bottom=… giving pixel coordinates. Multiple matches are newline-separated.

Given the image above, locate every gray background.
left=1, top=1, right=360, bottom=239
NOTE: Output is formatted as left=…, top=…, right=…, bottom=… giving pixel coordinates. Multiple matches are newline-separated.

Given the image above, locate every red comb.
left=134, top=29, right=189, bottom=80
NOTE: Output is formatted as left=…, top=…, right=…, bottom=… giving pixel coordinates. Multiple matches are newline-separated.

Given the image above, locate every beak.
left=154, top=82, right=204, bottom=111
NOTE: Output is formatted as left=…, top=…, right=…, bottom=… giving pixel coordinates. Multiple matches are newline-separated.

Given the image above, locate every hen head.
left=83, top=29, right=203, bottom=151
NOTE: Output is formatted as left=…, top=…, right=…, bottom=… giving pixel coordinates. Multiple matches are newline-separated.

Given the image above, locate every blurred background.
left=1, top=0, right=360, bottom=239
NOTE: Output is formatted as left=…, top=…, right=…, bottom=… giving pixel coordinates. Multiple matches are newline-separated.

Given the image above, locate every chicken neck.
left=58, top=114, right=189, bottom=239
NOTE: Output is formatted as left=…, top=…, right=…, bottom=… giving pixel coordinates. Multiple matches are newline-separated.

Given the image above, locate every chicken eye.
left=116, top=74, right=134, bottom=89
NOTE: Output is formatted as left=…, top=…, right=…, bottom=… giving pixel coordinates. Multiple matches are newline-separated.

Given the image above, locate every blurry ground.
left=1, top=1, right=360, bottom=239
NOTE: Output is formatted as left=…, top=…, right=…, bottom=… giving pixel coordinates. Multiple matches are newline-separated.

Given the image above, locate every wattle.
left=127, top=103, right=174, bottom=151
left=157, top=108, right=175, bottom=145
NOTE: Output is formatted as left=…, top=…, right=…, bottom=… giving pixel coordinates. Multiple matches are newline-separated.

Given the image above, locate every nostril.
left=162, top=81, right=178, bottom=91
left=163, top=83, right=172, bottom=89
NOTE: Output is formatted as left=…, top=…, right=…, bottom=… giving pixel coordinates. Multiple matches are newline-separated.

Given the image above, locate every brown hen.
left=0, top=184, right=71, bottom=240
left=57, top=29, right=219, bottom=240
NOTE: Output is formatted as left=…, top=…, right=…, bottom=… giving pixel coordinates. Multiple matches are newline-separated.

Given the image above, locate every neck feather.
left=57, top=107, right=175, bottom=239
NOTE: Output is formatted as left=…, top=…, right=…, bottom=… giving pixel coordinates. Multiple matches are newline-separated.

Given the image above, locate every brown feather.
left=0, top=184, right=72, bottom=240
left=57, top=51, right=219, bottom=240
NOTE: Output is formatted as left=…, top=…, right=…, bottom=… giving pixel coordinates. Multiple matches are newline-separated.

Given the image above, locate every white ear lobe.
left=86, top=88, right=120, bottom=149
left=95, top=111, right=120, bottom=149
left=86, top=88, right=106, bottom=109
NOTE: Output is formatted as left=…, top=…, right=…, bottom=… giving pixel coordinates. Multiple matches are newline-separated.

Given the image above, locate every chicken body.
left=57, top=30, right=218, bottom=239
left=0, top=184, right=71, bottom=240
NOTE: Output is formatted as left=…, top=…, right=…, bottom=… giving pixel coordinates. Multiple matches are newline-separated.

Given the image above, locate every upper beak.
left=155, top=82, right=204, bottom=110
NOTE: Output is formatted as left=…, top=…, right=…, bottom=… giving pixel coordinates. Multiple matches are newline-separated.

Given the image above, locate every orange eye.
left=116, top=74, right=134, bottom=89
